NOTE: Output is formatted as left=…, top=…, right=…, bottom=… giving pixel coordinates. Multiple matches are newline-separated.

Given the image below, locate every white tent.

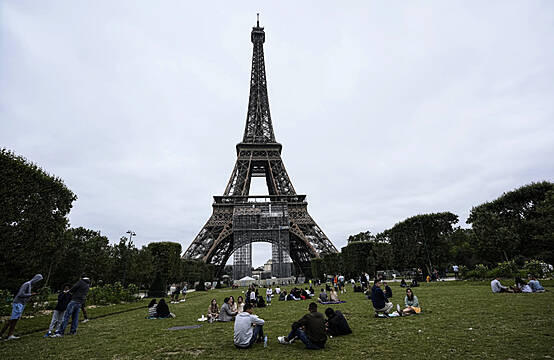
left=239, top=276, right=255, bottom=281
left=236, top=276, right=256, bottom=287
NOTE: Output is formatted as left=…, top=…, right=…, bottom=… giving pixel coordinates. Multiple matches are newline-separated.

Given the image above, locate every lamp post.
left=122, top=230, right=136, bottom=286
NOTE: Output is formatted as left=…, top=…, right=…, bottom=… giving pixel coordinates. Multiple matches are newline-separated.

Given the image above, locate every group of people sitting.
left=316, top=288, right=342, bottom=304
left=370, top=278, right=421, bottom=317
left=491, top=275, right=546, bottom=293
left=233, top=301, right=352, bottom=350
left=147, top=298, right=174, bottom=319
left=278, top=287, right=316, bottom=301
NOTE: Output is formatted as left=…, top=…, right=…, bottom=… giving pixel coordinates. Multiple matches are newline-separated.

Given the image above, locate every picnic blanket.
left=166, top=325, right=203, bottom=331
left=319, top=301, right=347, bottom=305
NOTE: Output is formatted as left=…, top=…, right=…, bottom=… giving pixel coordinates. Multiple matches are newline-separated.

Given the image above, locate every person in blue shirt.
left=528, top=276, right=546, bottom=293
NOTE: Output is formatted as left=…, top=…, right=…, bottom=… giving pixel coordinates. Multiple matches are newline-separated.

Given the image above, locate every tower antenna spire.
left=257, top=13, right=259, bottom=27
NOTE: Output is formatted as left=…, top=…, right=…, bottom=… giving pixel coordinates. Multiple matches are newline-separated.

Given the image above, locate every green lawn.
left=1, top=281, right=553, bottom=359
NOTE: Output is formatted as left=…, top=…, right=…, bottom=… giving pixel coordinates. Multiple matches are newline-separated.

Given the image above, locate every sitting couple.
left=147, top=299, right=174, bottom=318
left=371, top=279, right=421, bottom=317
left=277, top=302, right=352, bottom=350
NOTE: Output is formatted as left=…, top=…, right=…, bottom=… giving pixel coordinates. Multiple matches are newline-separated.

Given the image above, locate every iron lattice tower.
left=183, top=18, right=337, bottom=278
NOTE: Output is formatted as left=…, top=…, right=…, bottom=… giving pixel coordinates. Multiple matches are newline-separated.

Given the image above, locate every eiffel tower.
left=183, top=17, right=337, bottom=278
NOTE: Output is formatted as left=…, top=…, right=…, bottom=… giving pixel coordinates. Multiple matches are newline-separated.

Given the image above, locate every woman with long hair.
left=397, top=288, right=421, bottom=316
left=147, top=299, right=157, bottom=318
left=236, top=296, right=245, bottom=313
left=207, top=298, right=219, bottom=322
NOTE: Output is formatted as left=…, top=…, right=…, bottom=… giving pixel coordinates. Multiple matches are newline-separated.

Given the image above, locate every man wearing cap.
left=53, top=274, right=91, bottom=337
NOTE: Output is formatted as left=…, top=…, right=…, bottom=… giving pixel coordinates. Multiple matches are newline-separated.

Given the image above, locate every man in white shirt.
left=275, top=287, right=281, bottom=294
left=234, top=303, right=265, bottom=349
left=266, top=287, right=273, bottom=306
left=491, top=277, right=513, bottom=293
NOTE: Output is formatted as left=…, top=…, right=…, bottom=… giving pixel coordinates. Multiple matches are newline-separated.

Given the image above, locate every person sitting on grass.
left=250, top=289, right=257, bottom=306
left=491, top=277, right=514, bottom=293
left=410, top=278, right=419, bottom=287
left=528, top=276, right=546, bottom=293
left=396, top=288, right=421, bottom=316
left=287, top=291, right=300, bottom=301
left=45, top=284, right=72, bottom=337
left=207, top=298, right=220, bottom=322
left=147, top=299, right=157, bottom=318
left=278, top=302, right=327, bottom=349
left=234, top=303, right=265, bottom=349
left=229, top=296, right=237, bottom=313
left=325, top=308, right=352, bottom=336
left=383, top=281, right=393, bottom=299
left=330, top=289, right=340, bottom=302
left=1, top=274, right=43, bottom=340
left=317, top=289, right=328, bottom=304
left=155, top=298, right=172, bottom=318
left=237, top=296, right=245, bottom=313
left=400, top=279, right=408, bottom=288
left=279, top=290, right=287, bottom=301
left=220, top=297, right=238, bottom=322
left=513, top=277, right=532, bottom=293
left=371, top=279, right=393, bottom=317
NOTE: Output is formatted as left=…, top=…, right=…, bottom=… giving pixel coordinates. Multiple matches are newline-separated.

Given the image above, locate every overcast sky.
left=2, top=1, right=553, bottom=267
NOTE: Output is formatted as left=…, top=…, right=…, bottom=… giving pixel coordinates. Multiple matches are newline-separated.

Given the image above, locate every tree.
left=148, top=242, right=182, bottom=291
left=321, top=253, right=343, bottom=277
left=310, top=258, right=324, bottom=281
left=0, top=149, right=77, bottom=292
left=467, top=181, right=554, bottom=264
left=347, top=231, right=375, bottom=243
left=341, top=242, right=372, bottom=278
left=378, top=212, right=459, bottom=273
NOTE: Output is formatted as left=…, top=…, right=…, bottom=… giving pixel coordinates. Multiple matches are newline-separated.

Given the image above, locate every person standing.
left=53, top=275, right=90, bottom=337
left=234, top=303, right=265, bottom=349
left=278, top=302, right=327, bottom=349
left=44, top=284, right=72, bottom=337
left=1, top=274, right=43, bottom=340
left=266, top=286, right=273, bottom=306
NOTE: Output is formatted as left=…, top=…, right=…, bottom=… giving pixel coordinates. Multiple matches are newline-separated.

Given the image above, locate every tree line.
left=312, top=181, right=554, bottom=280
left=0, top=149, right=211, bottom=293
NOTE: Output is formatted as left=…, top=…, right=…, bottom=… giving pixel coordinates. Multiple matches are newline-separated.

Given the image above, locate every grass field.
left=1, top=281, right=553, bottom=359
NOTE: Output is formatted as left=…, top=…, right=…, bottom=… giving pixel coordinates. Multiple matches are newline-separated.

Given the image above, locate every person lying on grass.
left=325, top=308, right=352, bottom=336
left=234, top=303, right=265, bottom=349
left=278, top=302, right=327, bottom=350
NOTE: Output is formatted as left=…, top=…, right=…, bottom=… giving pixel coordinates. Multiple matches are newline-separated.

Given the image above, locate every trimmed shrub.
left=148, top=272, right=166, bottom=298
left=524, top=259, right=552, bottom=278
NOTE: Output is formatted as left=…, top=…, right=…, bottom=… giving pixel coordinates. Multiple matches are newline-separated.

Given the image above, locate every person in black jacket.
left=155, top=299, right=171, bottom=318
left=278, top=302, right=327, bottom=349
left=53, top=275, right=91, bottom=337
left=383, top=281, right=393, bottom=299
left=45, top=284, right=72, bottom=337
left=325, top=308, right=352, bottom=336
left=371, top=279, right=393, bottom=316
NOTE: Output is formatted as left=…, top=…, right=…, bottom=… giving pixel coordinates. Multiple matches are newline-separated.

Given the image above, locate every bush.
left=88, top=282, right=139, bottom=305
left=0, top=289, right=14, bottom=316
left=464, top=264, right=489, bottom=280
left=148, top=272, right=166, bottom=298
left=524, top=259, right=552, bottom=278
left=488, top=261, right=520, bottom=278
